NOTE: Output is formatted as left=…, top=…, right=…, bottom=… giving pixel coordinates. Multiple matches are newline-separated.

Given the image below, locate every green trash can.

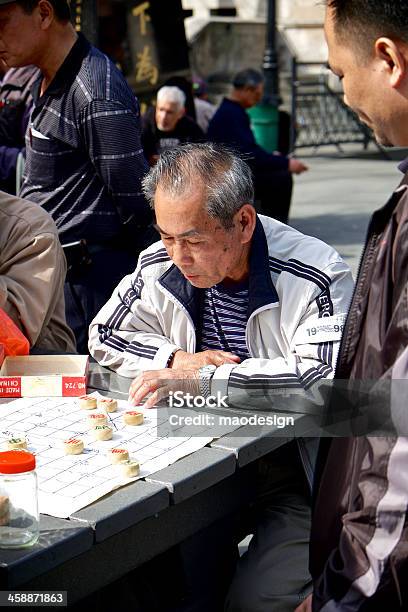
left=247, top=103, right=279, bottom=153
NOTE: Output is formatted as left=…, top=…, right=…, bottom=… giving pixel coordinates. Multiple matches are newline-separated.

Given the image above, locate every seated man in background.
left=208, top=68, right=308, bottom=224
left=141, top=86, right=204, bottom=165
left=0, top=190, right=75, bottom=352
left=89, top=143, right=354, bottom=611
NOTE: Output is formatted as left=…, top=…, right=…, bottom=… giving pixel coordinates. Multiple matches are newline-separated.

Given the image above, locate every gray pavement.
left=289, top=155, right=400, bottom=276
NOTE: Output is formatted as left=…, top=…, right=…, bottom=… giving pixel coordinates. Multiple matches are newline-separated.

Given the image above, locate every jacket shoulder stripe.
left=269, top=256, right=331, bottom=291
left=290, top=258, right=332, bottom=285
left=106, top=303, right=129, bottom=329
left=140, top=255, right=171, bottom=271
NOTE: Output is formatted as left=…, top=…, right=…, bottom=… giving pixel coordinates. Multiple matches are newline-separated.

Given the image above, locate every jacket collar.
left=158, top=216, right=279, bottom=327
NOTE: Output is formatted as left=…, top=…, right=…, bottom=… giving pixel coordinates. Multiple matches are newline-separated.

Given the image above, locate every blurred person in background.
left=208, top=68, right=308, bottom=224
left=141, top=85, right=203, bottom=165
left=192, top=75, right=216, bottom=133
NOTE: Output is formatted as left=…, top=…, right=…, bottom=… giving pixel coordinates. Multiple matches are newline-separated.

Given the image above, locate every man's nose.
left=171, top=242, right=193, bottom=266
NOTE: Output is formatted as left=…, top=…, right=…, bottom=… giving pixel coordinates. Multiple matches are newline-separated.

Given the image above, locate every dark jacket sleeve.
left=208, top=100, right=289, bottom=172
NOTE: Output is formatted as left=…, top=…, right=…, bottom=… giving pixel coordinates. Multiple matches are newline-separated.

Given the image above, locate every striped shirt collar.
left=32, top=32, right=90, bottom=102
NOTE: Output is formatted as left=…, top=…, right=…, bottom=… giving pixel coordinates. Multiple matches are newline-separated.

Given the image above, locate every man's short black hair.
left=17, top=0, right=71, bottom=22
left=232, top=68, right=263, bottom=90
left=328, top=0, right=408, bottom=45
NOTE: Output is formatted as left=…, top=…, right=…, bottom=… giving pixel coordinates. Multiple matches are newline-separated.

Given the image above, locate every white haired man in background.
left=141, top=85, right=204, bottom=165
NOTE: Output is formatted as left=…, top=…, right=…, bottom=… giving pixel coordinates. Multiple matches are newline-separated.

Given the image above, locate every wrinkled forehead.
left=156, top=99, right=182, bottom=111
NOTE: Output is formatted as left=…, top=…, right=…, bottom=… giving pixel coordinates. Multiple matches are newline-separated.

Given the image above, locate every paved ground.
left=289, top=154, right=400, bottom=276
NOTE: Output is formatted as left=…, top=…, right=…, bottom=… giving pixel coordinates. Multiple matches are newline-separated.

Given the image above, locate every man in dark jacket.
left=296, top=1, right=408, bottom=611
left=208, top=69, right=308, bottom=223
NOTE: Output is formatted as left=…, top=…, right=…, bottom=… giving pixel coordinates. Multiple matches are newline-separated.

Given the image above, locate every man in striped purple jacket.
left=0, top=0, right=152, bottom=352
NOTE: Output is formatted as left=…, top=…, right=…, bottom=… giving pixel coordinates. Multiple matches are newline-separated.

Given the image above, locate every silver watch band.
left=198, top=365, right=216, bottom=399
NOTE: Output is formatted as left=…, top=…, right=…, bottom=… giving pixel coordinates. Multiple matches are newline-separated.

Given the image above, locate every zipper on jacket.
left=336, top=183, right=407, bottom=378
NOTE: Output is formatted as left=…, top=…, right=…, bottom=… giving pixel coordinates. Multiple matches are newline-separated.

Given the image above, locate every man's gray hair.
left=156, top=86, right=186, bottom=109
left=142, top=143, right=254, bottom=230
left=232, top=68, right=263, bottom=90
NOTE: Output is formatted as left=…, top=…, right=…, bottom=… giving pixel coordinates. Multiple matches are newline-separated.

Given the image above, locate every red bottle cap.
left=0, top=451, right=36, bottom=474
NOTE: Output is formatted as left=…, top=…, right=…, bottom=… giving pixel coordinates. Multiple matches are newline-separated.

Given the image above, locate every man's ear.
left=235, top=204, right=256, bottom=244
left=37, top=0, right=54, bottom=30
left=375, top=37, right=407, bottom=88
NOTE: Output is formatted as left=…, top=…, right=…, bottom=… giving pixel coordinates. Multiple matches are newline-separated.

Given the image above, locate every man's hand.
left=129, top=368, right=200, bottom=408
left=170, top=349, right=240, bottom=370
left=289, top=158, right=309, bottom=175
left=295, top=594, right=312, bottom=612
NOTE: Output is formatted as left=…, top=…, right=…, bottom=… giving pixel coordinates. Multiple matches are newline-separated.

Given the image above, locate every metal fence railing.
left=289, top=60, right=383, bottom=155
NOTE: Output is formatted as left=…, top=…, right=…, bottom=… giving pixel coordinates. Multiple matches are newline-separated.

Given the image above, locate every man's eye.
left=161, top=236, right=173, bottom=243
left=187, top=240, right=202, bottom=246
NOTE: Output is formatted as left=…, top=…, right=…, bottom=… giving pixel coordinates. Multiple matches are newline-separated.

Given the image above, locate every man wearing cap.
left=0, top=0, right=152, bottom=353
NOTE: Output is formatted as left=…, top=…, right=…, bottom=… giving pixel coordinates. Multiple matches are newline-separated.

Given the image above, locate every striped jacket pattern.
left=89, top=215, right=354, bottom=394
left=19, top=34, right=150, bottom=244
left=89, top=215, right=354, bottom=488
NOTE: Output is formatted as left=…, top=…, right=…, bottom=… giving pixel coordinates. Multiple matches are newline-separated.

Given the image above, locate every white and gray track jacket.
left=89, top=215, right=354, bottom=486
left=89, top=215, right=353, bottom=396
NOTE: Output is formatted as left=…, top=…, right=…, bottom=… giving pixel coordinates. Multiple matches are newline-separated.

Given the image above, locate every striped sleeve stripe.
left=140, top=249, right=170, bottom=270
left=106, top=302, right=130, bottom=329
left=269, top=259, right=328, bottom=292
left=140, top=247, right=168, bottom=265
left=140, top=255, right=170, bottom=271
left=290, top=258, right=332, bottom=285
left=230, top=362, right=333, bottom=391
left=269, top=256, right=331, bottom=292
left=81, top=109, right=133, bottom=122
left=93, top=149, right=144, bottom=161
left=103, top=334, right=157, bottom=358
left=126, top=344, right=157, bottom=359
left=302, top=364, right=333, bottom=390
left=103, top=336, right=129, bottom=352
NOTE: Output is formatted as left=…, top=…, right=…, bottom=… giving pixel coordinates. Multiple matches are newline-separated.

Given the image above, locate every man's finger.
left=129, top=378, right=157, bottom=405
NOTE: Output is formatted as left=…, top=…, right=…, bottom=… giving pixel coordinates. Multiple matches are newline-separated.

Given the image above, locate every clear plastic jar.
left=0, top=451, right=39, bottom=548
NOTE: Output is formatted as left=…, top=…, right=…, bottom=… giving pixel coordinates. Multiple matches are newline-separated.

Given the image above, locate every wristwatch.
left=198, top=365, right=216, bottom=399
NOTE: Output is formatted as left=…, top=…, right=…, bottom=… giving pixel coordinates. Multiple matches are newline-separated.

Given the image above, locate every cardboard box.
left=0, top=355, right=89, bottom=398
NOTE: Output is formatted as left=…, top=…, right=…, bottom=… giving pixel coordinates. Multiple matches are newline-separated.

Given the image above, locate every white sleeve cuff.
left=153, top=343, right=181, bottom=369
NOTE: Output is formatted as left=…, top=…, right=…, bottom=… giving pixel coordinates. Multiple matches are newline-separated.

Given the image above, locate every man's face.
left=324, top=7, right=404, bottom=147
left=241, top=83, right=263, bottom=109
left=0, top=3, right=41, bottom=68
left=155, top=100, right=184, bottom=132
left=154, top=185, right=251, bottom=288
